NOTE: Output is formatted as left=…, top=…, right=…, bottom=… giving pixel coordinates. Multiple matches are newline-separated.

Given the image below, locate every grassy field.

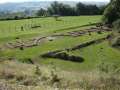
left=0, top=15, right=120, bottom=72
left=0, top=15, right=120, bottom=89
left=0, top=16, right=100, bottom=42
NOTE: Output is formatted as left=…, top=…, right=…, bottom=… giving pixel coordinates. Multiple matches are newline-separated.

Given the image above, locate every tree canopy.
left=37, top=1, right=105, bottom=17
left=103, top=0, right=120, bottom=24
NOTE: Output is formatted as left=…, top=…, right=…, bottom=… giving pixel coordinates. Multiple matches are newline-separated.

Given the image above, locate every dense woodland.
left=37, top=1, right=105, bottom=16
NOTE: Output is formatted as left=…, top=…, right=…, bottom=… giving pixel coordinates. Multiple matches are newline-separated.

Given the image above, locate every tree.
left=37, top=1, right=105, bottom=17
left=48, top=1, right=60, bottom=15
left=103, top=0, right=120, bottom=24
left=99, top=5, right=107, bottom=15
left=37, top=8, right=48, bottom=16
left=76, top=2, right=87, bottom=15
left=113, top=19, right=120, bottom=32
left=14, top=16, right=19, bottom=20
left=47, top=1, right=76, bottom=16
left=103, top=0, right=120, bottom=48
left=76, top=2, right=101, bottom=15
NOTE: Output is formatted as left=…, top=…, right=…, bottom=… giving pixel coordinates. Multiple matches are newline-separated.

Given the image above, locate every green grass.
left=0, top=16, right=101, bottom=42
left=39, top=41, right=120, bottom=71
left=1, top=32, right=112, bottom=71
left=0, top=15, right=120, bottom=71
left=2, top=32, right=109, bottom=59
left=67, top=41, right=120, bottom=71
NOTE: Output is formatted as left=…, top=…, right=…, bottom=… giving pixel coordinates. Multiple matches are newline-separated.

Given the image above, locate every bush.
left=113, top=19, right=120, bottom=32
left=14, top=16, right=19, bottom=20
left=97, top=31, right=102, bottom=34
left=111, top=36, right=120, bottom=47
left=19, top=47, right=24, bottom=50
left=0, top=70, right=15, bottom=79
left=20, top=58, right=34, bottom=64
left=35, top=65, right=41, bottom=76
left=22, top=77, right=37, bottom=86
left=103, top=0, right=120, bottom=24
left=49, top=70, right=60, bottom=85
left=98, top=62, right=120, bottom=75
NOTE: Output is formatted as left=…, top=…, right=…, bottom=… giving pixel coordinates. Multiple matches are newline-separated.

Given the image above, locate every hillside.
left=0, top=15, right=119, bottom=70
left=0, top=0, right=120, bottom=89
left=0, top=13, right=120, bottom=89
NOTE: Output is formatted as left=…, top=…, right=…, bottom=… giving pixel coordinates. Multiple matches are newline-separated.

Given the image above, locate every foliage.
left=103, top=0, right=120, bottom=24
left=113, top=19, right=120, bottom=32
left=35, top=65, right=41, bottom=75
left=47, top=1, right=77, bottom=16
left=111, top=36, right=120, bottom=47
left=37, top=1, right=105, bottom=16
left=0, top=16, right=119, bottom=71
left=36, top=8, right=48, bottom=17
left=76, top=2, right=100, bottom=15
left=103, top=0, right=120, bottom=48
left=1, top=60, right=120, bottom=89
left=98, top=62, right=120, bottom=75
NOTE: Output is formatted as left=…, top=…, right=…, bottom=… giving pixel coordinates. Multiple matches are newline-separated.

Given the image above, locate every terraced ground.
left=0, top=15, right=120, bottom=72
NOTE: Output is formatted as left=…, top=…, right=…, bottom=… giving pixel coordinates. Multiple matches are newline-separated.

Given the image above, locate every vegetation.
left=37, top=1, right=105, bottom=17
left=0, top=60, right=120, bottom=90
left=113, top=19, right=120, bottom=32
left=0, top=2, right=106, bottom=21
left=103, top=0, right=120, bottom=24
left=0, top=0, right=120, bottom=89
left=0, top=16, right=101, bottom=40
left=0, top=15, right=119, bottom=71
left=103, top=0, right=120, bottom=48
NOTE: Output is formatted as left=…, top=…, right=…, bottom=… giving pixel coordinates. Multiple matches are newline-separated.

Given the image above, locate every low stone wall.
left=70, top=37, right=107, bottom=51
left=67, top=26, right=112, bottom=37
left=31, top=25, right=41, bottom=29
left=41, top=36, right=109, bottom=62
left=5, top=26, right=111, bottom=49
left=41, top=51, right=84, bottom=63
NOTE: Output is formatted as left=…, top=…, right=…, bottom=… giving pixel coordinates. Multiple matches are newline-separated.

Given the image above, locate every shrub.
left=113, top=19, right=120, bottom=32
left=14, top=16, right=19, bottom=20
left=97, top=31, right=102, bottom=34
left=20, top=58, right=34, bottom=64
left=98, top=62, right=120, bottom=75
left=103, top=0, right=120, bottom=24
left=111, top=36, right=120, bottom=47
left=49, top=70, right=60, bottom=85
left=22, top=77, right=37, bottom=86
left=0, top=70, right=15, bottom=79
left=16, top=75, right=25, bottom=81
left=35, top=65, right=41, bottom=76
left=19, top=47, right=24, bottom=50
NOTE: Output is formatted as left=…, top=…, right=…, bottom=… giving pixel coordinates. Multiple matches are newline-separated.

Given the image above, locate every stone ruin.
left=41, top=50, right=84, bottom=63
left=40, top=35, right=110, bottom=63
left=66, top=26, right=112, bottom=37
left=70, top=37, right=107, bottom=51
left=5, top=25, right=112, bottom=49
